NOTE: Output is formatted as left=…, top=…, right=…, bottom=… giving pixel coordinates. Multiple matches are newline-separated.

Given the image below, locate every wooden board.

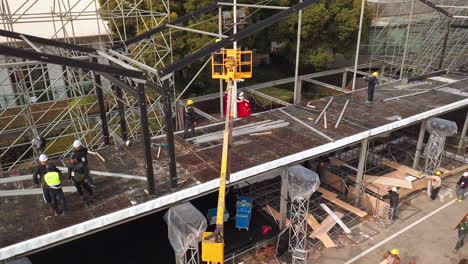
left=322, top=170, right=346, bottom=193
left=347, top=185, right=390, bottom=217
left=307, top=214, right=337, bottom=248
left=382, top=160, right=423, bottom=178
left=317, top=187, right=338, bottom=198
left=321, top=195, right=368, bottom=217
left=364, top=175, right=413, bottom=189
left=441, top=165, right=468, bottom=178
left=309, top=211, right=344, bottom=238
left=330, top=157, right=345, bottom=166
left=262, top=205, right=291, bottom=227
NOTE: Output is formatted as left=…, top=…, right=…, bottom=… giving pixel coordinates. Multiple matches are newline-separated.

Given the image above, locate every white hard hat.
left=464, top=171, right=468, bottom=177
left=392, top=187, right=398, bottom=192
left=73, top=140, right=81, bottom=148
left=39, top=154, right=48, bottom=162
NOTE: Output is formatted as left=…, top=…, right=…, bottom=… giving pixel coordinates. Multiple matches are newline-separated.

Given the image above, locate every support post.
left=163, top=78, right=178, bottom=188
left=439, top=21, right=451, bottom=70
left=351, top=0, right=366, bottom=91
left=219, top=7, right=224, bottom=118
left=279, top=167, right=289, bottom=230
left=413, top=119, right=427, bottom=169
left=341, top=70, right=347, bottom=90
left=457, top=112, right=468, bottom=154
left=115, top=85, right=128, bottom=142
left=92, top=58, right=110, bottom=145
left=354, top=138, right=369, bottom=202
left=232, top=0, right=238, bottom=118
left=137, top=83, right=155, bottom=195
left=293, top=0, right=303, bottom=105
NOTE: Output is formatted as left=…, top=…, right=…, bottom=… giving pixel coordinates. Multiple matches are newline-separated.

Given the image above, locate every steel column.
left=341, top=70, right=347, bottom=89
left=293, top=0, right=303, bottom=105
left=115, top=85, right=128, bottom=142
left=163, top=79, right=178, bottom=188
left=92, top=58, right=110, bottom=145
left=279, top=167, right=289, bottom=230
left=351, top=0, right=366, bottom=91
left=354, top=137, right=369, bottom=201
left=439, top=21, right=451, bottom=70
left=413, top=120, right=427, bottom=169
left=457, top=112, right=468, bottom=154
left=137, top=83, right=155, bottom=195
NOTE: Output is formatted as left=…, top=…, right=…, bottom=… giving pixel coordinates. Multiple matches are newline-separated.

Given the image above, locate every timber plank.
left=317, top=187, right=338, bottom=198
left=441, top=165, right=468, bottom=178
left=321, top=196, right=368, bottom=217
left=382, top=160, right=423, bottom=178
left=309, top=211, right=344, bottom=238
left=364, top=175, right=413, bottom=189
left=307, top=214, right=337, bottom=248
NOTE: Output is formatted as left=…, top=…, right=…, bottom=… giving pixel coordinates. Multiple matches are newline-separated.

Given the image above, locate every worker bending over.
left=68, top=155, right=94, bottom=202
left=183, top=99, right=196, bottom=139
left=42, top=164, right=66, bottom=215
left=364, top=72, right=378, bottom=103
left=383, top=187, right=399, bottom=220
left=381, top=248, right=401, bottom=264
left=72, top=139, right=95, bottom=188
left=33, top=154, right=61, bottom=206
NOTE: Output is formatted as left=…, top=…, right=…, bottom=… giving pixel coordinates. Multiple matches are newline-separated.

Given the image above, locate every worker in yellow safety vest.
left=42, top=164, right=66, bottom=215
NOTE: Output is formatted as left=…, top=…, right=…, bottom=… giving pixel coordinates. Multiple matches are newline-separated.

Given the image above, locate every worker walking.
left=456, top=172, right=468, bottom=202
left=183, top=99, right=196, bottom=139
left=68, top=155, right=94, bottom=202
left=455, top=214, right=468, bottom=251
left=381, top=249, right=401, bottom=264
left=383, top=187, right=400, bottom=220
left=430, top=170, right=443, bottom=200
left=32, top=154, right=61, bottom=206
left=72, top=139, right=95, bottom=188
left=364, top=72, right=378, bottom=103
left=42, top=164, right=66, bottom=215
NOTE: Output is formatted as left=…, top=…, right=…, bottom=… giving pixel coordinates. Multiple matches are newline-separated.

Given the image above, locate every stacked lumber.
left=317, top=187, right=368, bottom=217
left=188, top=119, right=289, bottom=144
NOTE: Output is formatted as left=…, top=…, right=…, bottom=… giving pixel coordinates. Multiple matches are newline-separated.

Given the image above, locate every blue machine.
left=236, top=196, right=252, bottom=230
left=207, top=208, right=229, bottom=225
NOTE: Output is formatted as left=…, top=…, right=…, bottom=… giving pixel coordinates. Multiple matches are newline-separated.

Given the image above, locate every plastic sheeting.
left=163, top=202, right=207, bottom=256
left=426, top=118, right=458, bottom=136
left=6, top=258, right=32, bottom=264
left=284, top=165, right=320, bottom=201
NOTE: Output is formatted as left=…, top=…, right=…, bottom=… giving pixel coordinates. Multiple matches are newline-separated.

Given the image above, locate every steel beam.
left=244, top=87, right=292, bottom=106
left=166, top=24, right=227, bottom=38
left=354, top=138, right=369, bottom=201
left=159, top=0, right=321, bottom=78
left=92, top=58, right=110, bottom=145
left=457, top=112, right=468, bottom=154
left=413, top=120, right=427, bottom=169
left=115, top=85, right=128, bottom=142
left=217, top=2, right=289, bottom=10
left=439, top=21, right=451, bottom=70
left=418, top=0, right=453, bottom=17
left=162, top=79, right=178, bottom=188
left=279, top=167, right=289, bottom=230
left=100, top=73, right=138, bottom=97
left=293, top=0, right=303, bottom=105
left=0, top=44, right=144, bottom=79
left=137, top=83, right=155, bottom=195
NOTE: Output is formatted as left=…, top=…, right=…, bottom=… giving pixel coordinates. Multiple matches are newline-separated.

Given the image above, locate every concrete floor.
left=313, top=177, right=468, bottom=264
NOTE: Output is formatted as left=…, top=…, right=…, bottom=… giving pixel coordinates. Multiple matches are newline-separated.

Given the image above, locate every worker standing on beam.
left=33, top=154, right=61, bottom=207
left=68, top=155, right=94, bottom=203
left=183, top=99, right=196, bottom=139
left=363, top=72, right=378, bottom=103
left=42, top=164, right=66, bottom=215
left=72, top=140, right=95, bottom=188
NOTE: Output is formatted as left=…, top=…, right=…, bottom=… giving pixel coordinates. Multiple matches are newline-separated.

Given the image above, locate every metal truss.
left=289, top=197, right=309, bottom=264
left=424, top=133, right=446, bottom=175
left=367, top=0, right=468, bottom=80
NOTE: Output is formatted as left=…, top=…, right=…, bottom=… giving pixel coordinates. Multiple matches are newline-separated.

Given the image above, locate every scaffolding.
left=367, top=0, right=468, bottom=80
left=0, top=0, right=171, bottom=170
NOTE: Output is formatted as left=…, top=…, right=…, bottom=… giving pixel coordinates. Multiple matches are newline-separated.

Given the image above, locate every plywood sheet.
left=382, top=160, right=423, bottom=178
left=321, top=195, right=368, bottom=217
left=441, top=165, right=468, bottom=178
left=309, top=212, right=344, bottom=238
left=317, top=187, right=338, bottom=198
left=307, top=214, right=337, bottom=248
left=322, top=170, right=346, bottom=193
left=364, top=175, right=413, bottom=189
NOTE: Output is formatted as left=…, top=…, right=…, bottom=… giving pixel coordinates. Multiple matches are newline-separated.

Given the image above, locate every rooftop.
left=1, top=73, right=468, bottom=260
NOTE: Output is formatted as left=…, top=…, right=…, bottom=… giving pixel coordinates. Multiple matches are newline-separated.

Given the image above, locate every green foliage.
left=68, top=96, right=96, bottom=107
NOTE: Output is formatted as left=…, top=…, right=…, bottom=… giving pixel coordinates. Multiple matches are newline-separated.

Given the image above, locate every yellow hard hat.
left=215, top=38, right=221, bottom=43
left=390, top=249, right=399, bottom=255
left=435, top=170, right=442, bottom=176
left=187, top=99, right=193, bottom=105
left=372, top=72, right=379, bottom=77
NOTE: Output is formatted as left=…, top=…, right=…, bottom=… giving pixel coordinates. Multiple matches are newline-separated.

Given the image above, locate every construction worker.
left=42, top=164, right=66, bottom=215
left=456, top=172, right=468, bottom=202
left=32, top=154, right=61, bottom=206
left=430, top=170, right=443, bottom=200
left=68, top=155, right=94, bottom=202
left=183, top=99, right=196, bottom=139
left=455, top=214, right=468, bottom=251
left=364, top=72, right=378, bottom=103
left=381, top=248, right=401, bottom=264
left=72, top=139, right=95, bottom=188
left=383, top=187, right=400, bottom=220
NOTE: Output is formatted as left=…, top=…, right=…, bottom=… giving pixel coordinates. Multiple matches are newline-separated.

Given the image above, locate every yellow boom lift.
left=201, top=48, right=252, bottom=263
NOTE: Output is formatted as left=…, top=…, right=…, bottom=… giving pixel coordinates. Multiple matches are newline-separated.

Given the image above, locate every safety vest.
left=44, top=171, right=61, bottom=188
